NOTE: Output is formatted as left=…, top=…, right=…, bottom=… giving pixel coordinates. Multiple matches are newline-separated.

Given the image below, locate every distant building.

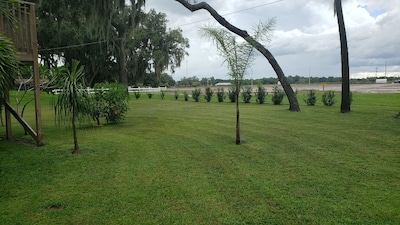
left=215, top=82, right=232, bottom=86
left=376, top=79, right=387, bottom=84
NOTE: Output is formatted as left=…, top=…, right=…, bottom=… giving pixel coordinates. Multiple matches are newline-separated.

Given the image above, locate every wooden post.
left=29, top=4, right=43, bottom=146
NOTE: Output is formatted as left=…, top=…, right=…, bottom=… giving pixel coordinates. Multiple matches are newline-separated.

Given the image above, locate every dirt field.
left=173, top=83, right=400, bottom=94
left=290, top=83, right=400, bottom=93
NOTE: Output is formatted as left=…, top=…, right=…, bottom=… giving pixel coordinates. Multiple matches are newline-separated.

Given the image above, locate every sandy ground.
left=290, top=83, right=400, bottom=93
left=175, top=83, right=400, bottom=94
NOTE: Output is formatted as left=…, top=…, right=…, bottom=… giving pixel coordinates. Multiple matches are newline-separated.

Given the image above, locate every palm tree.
left=0, top=0, right=19, bottom=94
left=0, top=35, right=19, bottom=96
left=55, top=60, right=92, bottom=154
left=0, top=35, right=20, bottom=126
left=201, top=21, right=274, bottom=144
left=334, top=0, right=351, bottom=113
left=0, top=0, right=17, bottom=27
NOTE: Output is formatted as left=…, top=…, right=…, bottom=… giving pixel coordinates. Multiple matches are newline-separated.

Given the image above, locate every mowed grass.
left=1, top=90, right=399, bottom=224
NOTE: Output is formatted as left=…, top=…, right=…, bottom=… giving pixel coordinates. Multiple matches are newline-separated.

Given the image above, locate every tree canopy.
left=29, top=0, right=188, bottom=86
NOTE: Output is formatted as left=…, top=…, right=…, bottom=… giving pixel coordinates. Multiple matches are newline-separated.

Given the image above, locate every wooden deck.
left=0, top=1, right=43, bottom=146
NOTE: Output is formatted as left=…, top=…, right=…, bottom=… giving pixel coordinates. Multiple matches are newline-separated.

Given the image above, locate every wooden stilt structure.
left=0, top=1, right=43, bottom=146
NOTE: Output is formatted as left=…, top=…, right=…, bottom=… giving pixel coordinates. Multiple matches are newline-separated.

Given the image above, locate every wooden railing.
left=0, top=1, right=35, bottom=63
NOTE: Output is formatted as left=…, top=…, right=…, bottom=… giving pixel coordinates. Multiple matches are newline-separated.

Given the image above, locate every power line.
left=172, top=0, right=283, bottom=28
left=38, top=39, right=109, bottom=52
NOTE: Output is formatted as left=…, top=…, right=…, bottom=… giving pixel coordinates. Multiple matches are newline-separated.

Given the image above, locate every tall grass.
left=1, top=91, right=399, bottom=224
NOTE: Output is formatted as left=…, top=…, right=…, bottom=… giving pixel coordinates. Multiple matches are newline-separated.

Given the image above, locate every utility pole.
left=385, top=63, right=387, bottom=78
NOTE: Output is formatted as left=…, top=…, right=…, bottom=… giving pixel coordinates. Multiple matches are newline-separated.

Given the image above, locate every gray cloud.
left=144, top=0, right=400, bottom=80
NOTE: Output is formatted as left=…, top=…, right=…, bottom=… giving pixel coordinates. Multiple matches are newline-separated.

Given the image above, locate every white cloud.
left=144, top=0, right=400, bottom=80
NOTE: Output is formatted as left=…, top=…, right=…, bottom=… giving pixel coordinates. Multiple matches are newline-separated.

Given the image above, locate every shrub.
left=228, top=87, right=237, bottom=103
left=216, top=87, right=225, bottom=102
left=192, top=88, right=201, bottom=102
left=322, top=91, right=335, bottom=106
left=174, top=90, right=179, bottom=100
left=160, top=90, right=165, bottom=100
left=241, top=86, right=252, bottom=103
left=204, top=87, right=214, bottom=102
left=147, top=93, right=153, bottom=99
left=271, top=86, right=284, bottom=105
left=350, top=91, right=353, bottom=105
left=134, top=92, right=141, bottom=99
left=183, top=91, right=189, bottom=101
left=255, top=84, right=267, bottom=104
left=93, top=82, right=129, bottom=124
left=304, top=90, right=317, bottom=106
left=91, top=88, right=107, bottom=125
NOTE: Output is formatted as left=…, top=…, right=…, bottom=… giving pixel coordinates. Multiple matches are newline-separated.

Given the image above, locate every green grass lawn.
left=1, top=91, right=400, bottom=224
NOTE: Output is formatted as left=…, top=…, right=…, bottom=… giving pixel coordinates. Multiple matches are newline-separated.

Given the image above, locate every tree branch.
left=175, top=0, right=300, bottom=111
left=176, top=0, right=249, bottom=37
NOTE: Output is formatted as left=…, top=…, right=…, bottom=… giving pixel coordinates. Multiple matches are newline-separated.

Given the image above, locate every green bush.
left=147, top=93, right=153, bottom=99
left=271, top=86, right=284, bottom=105
left=255, top=84, right=267, bottom=104
left=241, top=86, right=252, bottom=103
left=93, top=82, right=129, bottom=124
left=183, top=91, right=189, bottom=101
left=216, top=87, right=225, bottom=103
left=350, top=91, right=353, bottom=105
left=174, top=90, right=179, bottom=100
left=160, top=90, right=165, bottom=100
left=204, top=87, right=214, bottom=102
left=134, top=92, right=141, bottom=99
left=304, top=90, right=317, bottom=106
left=228, top=87, right=237, bottom=103
left=192, top=88, right=201, bottom=102
left=322, top=91, right=335, bottom=106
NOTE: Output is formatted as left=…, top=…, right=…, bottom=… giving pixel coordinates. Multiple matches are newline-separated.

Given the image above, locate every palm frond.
left=0, top=35, right=19, bottom=94
left=55, top=60, right=92, bottom=125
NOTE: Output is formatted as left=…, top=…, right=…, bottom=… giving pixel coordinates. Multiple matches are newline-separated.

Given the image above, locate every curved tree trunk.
left=335, top=0, right=351, bottom=113
left=175, top=0, right=300, bottom=112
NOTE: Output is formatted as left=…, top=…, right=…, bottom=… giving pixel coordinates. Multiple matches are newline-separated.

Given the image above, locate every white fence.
left=52, top=86, right=167, bottom=95
left=128, top=86, right=167, bottom=93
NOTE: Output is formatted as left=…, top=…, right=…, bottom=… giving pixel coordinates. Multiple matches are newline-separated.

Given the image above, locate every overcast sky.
left=143, top=0, right=400, bottom=80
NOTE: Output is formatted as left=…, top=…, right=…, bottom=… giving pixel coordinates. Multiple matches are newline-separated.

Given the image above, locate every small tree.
left=204, top=87, right=214, bottom=102
left=174, top=90, right=179, bottom=100
left=216, top=87, right=225, bottom=102
left=55, top=60, right=92, bottom=154
left=160, top=90, right=165, bottom=100
left=192, top=88, right=201, bottom=102
left=183, top=91, right=189, bottom=101
left=201, top=22, right=270, bottom=144
left=241, top=86, right=252, bottom=103
left=228, top=87, right=237, bottom=103
left=271, top=86, right=284, bottom=105
left=304, top=90, right=317, bottom=106
left=134, top=92, right=141, bottom=99
left=255, top=83, right=267, bottom=104
left=322, top=91, right=336, bottom=106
